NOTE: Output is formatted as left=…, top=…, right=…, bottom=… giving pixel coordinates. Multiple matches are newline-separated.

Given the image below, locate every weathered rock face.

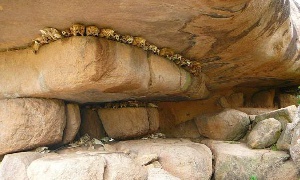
left=0, top=98, right=66, bottom=155
left=113, top=139, right=212, bottom=180
left=27, top=154, right=106, bottom=180
left=202, top=140, right=298, bottom=180
left=0, top=152, right=46, bottom=180
left=247, top=118, right=282, bottom=149
left=279, top=94, right=299, bottom=108
left=0, top=37, right=194, bottom=103
left=1, top=0, right=299, bottom=91
left=194, top=109, right=250, bottom=140
left=251, top=90, right=275, bottom=108
left=98, top=107, right=159, bottom=139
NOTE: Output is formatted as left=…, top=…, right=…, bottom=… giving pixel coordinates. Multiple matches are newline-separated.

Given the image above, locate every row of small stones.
left=32, top=24, right=201, bottom=75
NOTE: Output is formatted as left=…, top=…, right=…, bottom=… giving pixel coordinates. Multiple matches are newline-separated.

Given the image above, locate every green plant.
left=250, top=175, right=258, bottom=180
left=270, top=144, right=278, bottom=151
left=297, top=86, right=300, bottom=104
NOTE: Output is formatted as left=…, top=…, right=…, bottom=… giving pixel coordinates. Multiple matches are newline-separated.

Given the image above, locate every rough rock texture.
left=80, top=108, right=106, bottom=139
left=98, top=108, right=159, bottom=139
left=237, top=108, right=276, bottom=115
left=0, top=98, right=66, bottom=155
left=0, top=37, right=193, bottom=103
left=62, top=103, right=81, bottom=144
left=0, top=152, right=46, bottom=180
left=290, top=143, right=300, bottom=170
left=251, top=90, right=275, bottom=108
left=202, top=140, right=297, bottom=180
left=279, top=93, right=299, bottom=108
left=113, top=139, right=212, bottom=180
left=97, top=153, right=148, bottom=180
left=148, top=54, right=191, bottom=95
left=265, top=160, right=300, bottom=180
left=148, top=168, right=180, bottom=180
left=27, top=154, right=106, bottom=180
left=195, top=109, right=250, bottom=140
left=254, top=105, right=298, bottom=128
left=254, top=105, right=299, bottom=150
left=290, top=117, right=300, bottom=170
left=1, top=0, right=299, bottom=91
left=247, top=118, right=282, bottom=149
left=162, top=120, right=201, bottom=138
left=219, top=93, right=244, bottom=108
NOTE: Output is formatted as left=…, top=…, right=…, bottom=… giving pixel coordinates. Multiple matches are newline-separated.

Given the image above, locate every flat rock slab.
left=27, top=154, right=106, bottom=180
left=0, top=152, right=46, bottom=180
left=98, top=107, right=159, bottom=140
left=113, top=139, right=212, bottom=180
left=0, top=98, right=66, bottom=155
left=202, top=140, right=298, bottom=180
left=0, top=37, right=191, bottom=103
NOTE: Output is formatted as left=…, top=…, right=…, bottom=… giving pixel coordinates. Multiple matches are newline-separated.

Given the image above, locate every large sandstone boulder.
left=98, top=107, right=159, bottom=139
left=194, top=109, right=250, bottom=140
left=202, top=140, right=298, bottom=180
left=247, top=118, right=282, bottom=149
left=0, top=37, right=193, bottom=103
left=0, top=152, right=46, bottom=180
left=0, top=98, right=66, bottom=155
left=27, top=154, right=106, bottom=180
left=113, top=139, right=212, bottom=180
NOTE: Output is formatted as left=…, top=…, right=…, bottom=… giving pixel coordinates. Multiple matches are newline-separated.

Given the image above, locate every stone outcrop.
left=0, top=98, right=66, bottom=155
left=202, top=140, right=299, bottom=180
left=247, top=118, right=282, bottom=149
left=98, top=107, right=159, bottom=139
left=1, top=0, right=299, bottom=91
left=194, top=109, right=250, bottom=140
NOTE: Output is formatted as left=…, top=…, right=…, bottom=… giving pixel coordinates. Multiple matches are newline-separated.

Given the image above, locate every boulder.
left=98, top=107, right=159, bottom=139
left=0, top=98, right=66, bottom=155
left=202, top=140, right=295, bottom=180
left=0, top=37, right=192, bottom=103
left=253, top=105, right=299, bottom=150
left=113, top=139, right=212, bottom=180
left=254, top=105, right=298, bottom=128
left=247, top=118, right=282, bottom=149
left=80, top=108, right=106, bottom=139
left=27, top=154, right=106, bottom=180
left=194, top=109, right=250, bottom=140
left=278, top=93, right=299, bottom=108
left=251, top=90, right=275, bottom=108
left=62, top=103, right=81, bottom=144
left=219, top=93, right=244, bottom=108
left=0, top=152, right=46, bottom=180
